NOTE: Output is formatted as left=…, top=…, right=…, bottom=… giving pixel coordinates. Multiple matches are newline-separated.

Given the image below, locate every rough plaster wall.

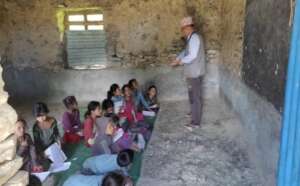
left=0, top=14, right=29, bottom=182
left=2, top=0, right=223, bottom=70
left=0, top=2, right=8, bottom=57
left=186, top=0, right=222, bottom=50
left=242, top=0, right=291, bottom=111
left=2, top=0, right=63, bottom=69
left=220, top=0, right=246, bottom=76
left=104, top=0, right=187, bottom=66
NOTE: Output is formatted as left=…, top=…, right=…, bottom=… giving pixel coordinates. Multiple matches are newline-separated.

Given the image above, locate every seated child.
left=100, top=100, right=141, bottom=153
left=102, top=99, right=115, bottom=118
left=145, top=85, right=160, bottom=113
left=83, top=101, right=102, bottom=147
left=15, top=119, right=43, bottom=173
left=93, top=114, right=141, bottom=156
left=62, top=96, right=82, bottom=144
left=119, top=85, right=152, bottom=141
left=107, top=83, right=124, bottom=104
left=119, top=84, right=144, bottom=125
left=82, top=149, right=134, bottom=175
left=32, top=102, right=60, bottom=157
left=128, top=79, right=149, bottom=110
left=63, top=172, right=133, bottom=186
left=111, top=116, right=142, bottom=153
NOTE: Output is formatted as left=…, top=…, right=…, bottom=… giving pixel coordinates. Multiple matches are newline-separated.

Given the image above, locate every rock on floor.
left=138, top=99, right=262, bottom=186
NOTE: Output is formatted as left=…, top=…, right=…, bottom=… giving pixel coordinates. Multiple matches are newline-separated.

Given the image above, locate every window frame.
left=65, top=10, right=104, bottom=31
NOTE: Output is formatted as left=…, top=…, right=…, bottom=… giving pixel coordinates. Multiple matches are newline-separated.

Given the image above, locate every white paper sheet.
left=32, top=171, right=51, bottom=182
left=32, top=143, right=71, bottom=183
left=114, top=101, right=123, bottom=114
left=149, top=104, right=158, bottom=109
left=142, top=110, right=156, bottom=117
left=113, top=128, right=124, bottom=143
left=137, top=134, right=146, bottom=149
left=49, top=162, right=71, bottom=173
left=44, top=143, right=67, bottom=164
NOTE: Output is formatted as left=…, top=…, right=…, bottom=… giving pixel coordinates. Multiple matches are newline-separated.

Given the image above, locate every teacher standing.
left=171, top=16, right=206, bottom=130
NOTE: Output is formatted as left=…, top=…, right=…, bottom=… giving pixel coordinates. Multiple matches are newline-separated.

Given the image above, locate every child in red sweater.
left=83, top=101, right=101, bottom=147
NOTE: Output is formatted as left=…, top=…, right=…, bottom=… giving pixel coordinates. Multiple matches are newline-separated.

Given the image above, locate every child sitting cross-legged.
left=83, top=101, right=102, bottom=147
left=118, top=84, right=144, bottom=127
left=15, top=119, right=43, bottom=173
left=128, top=79, right=149, bottom=110
left=92, top=114, right=141, bottom=156
left=62, top=96, right=82, bottom=144
left=32, top=102, right=61, bottom=158
left=144, top=85, right=160, bottom=113
left=107, top=83, right=124, bottom=105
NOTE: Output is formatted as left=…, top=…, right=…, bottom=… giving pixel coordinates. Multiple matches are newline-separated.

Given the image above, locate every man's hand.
left=170, top=59, right=183, bottom=67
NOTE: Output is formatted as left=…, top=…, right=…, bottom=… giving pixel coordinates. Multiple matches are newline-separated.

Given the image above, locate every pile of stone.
left=0, top=66, right=28, bottom=186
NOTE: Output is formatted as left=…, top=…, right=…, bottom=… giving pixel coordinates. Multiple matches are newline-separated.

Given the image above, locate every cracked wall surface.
left=1, top=0, right=224, bottom=70
left=220, top=0, right=246, bottom=76
left=0, top=1, right=290, bottom=185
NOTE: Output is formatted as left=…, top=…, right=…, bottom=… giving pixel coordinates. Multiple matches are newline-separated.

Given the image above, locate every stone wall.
left=0, top=4, right=29, bottom=184
left=0, top=65, right=29, bottom=185
left=0, top=2, right=8, bottom=57
left=1, top=0, right=224, bottom=70
left=220, top=0, right=246, bottom=76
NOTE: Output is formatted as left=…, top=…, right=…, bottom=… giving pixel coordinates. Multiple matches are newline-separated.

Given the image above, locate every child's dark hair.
left=110, top=115, right=120, bottom=127
left=63, top=96, right=77, bottom=109
left=84, top=101, right=100, bottom=119
left=148, top=85, right=157, bottom=92
left=29, top=175, right=42, bottom=186
left=128, top=79, right=137, bottom=90
left=33, top=102, right=49, bottom=117
left=107, top=84, right=120, bottom=100
left=102, top=99, right=114, bottom=111
left=117, top=149, right=134, bottom=167
left=16, top=118, right=27, bottom=129
left=121, top=84, right=130, bottom=94
left=101, top=172, right=131, bottom=186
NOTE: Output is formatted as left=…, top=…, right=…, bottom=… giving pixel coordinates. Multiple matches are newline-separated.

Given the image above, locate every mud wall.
left=1, top=0, right=223, bottom=70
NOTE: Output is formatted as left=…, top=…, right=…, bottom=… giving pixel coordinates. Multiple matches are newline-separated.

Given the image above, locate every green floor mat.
left=53, top=109, right=157, bottom=186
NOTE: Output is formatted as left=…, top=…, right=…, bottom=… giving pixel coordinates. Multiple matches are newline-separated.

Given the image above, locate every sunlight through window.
left=68, top=15, right=85, bottom=22
left=87, top=14, right=103, bottom=21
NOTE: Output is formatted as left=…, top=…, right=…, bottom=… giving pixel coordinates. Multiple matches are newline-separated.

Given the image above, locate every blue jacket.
left=82, top=154, right=120, bottom=175
left=63, top=174, right=104, bottom=186
left=133, top=90, right=149, bottom=109
left=111, top=96, right=123, bottom=103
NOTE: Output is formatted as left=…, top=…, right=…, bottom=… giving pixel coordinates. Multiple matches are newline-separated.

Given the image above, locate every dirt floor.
left=138, top=98, right=262, bottom=186
left=12, top=97, right=262, bottom=186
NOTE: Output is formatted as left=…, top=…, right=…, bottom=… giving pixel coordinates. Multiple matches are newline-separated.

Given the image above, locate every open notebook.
left=32, top=143, right=71, bottom=182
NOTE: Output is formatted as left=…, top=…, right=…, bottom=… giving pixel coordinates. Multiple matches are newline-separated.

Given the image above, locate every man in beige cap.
left=171, top=16, right=206, bottom=130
